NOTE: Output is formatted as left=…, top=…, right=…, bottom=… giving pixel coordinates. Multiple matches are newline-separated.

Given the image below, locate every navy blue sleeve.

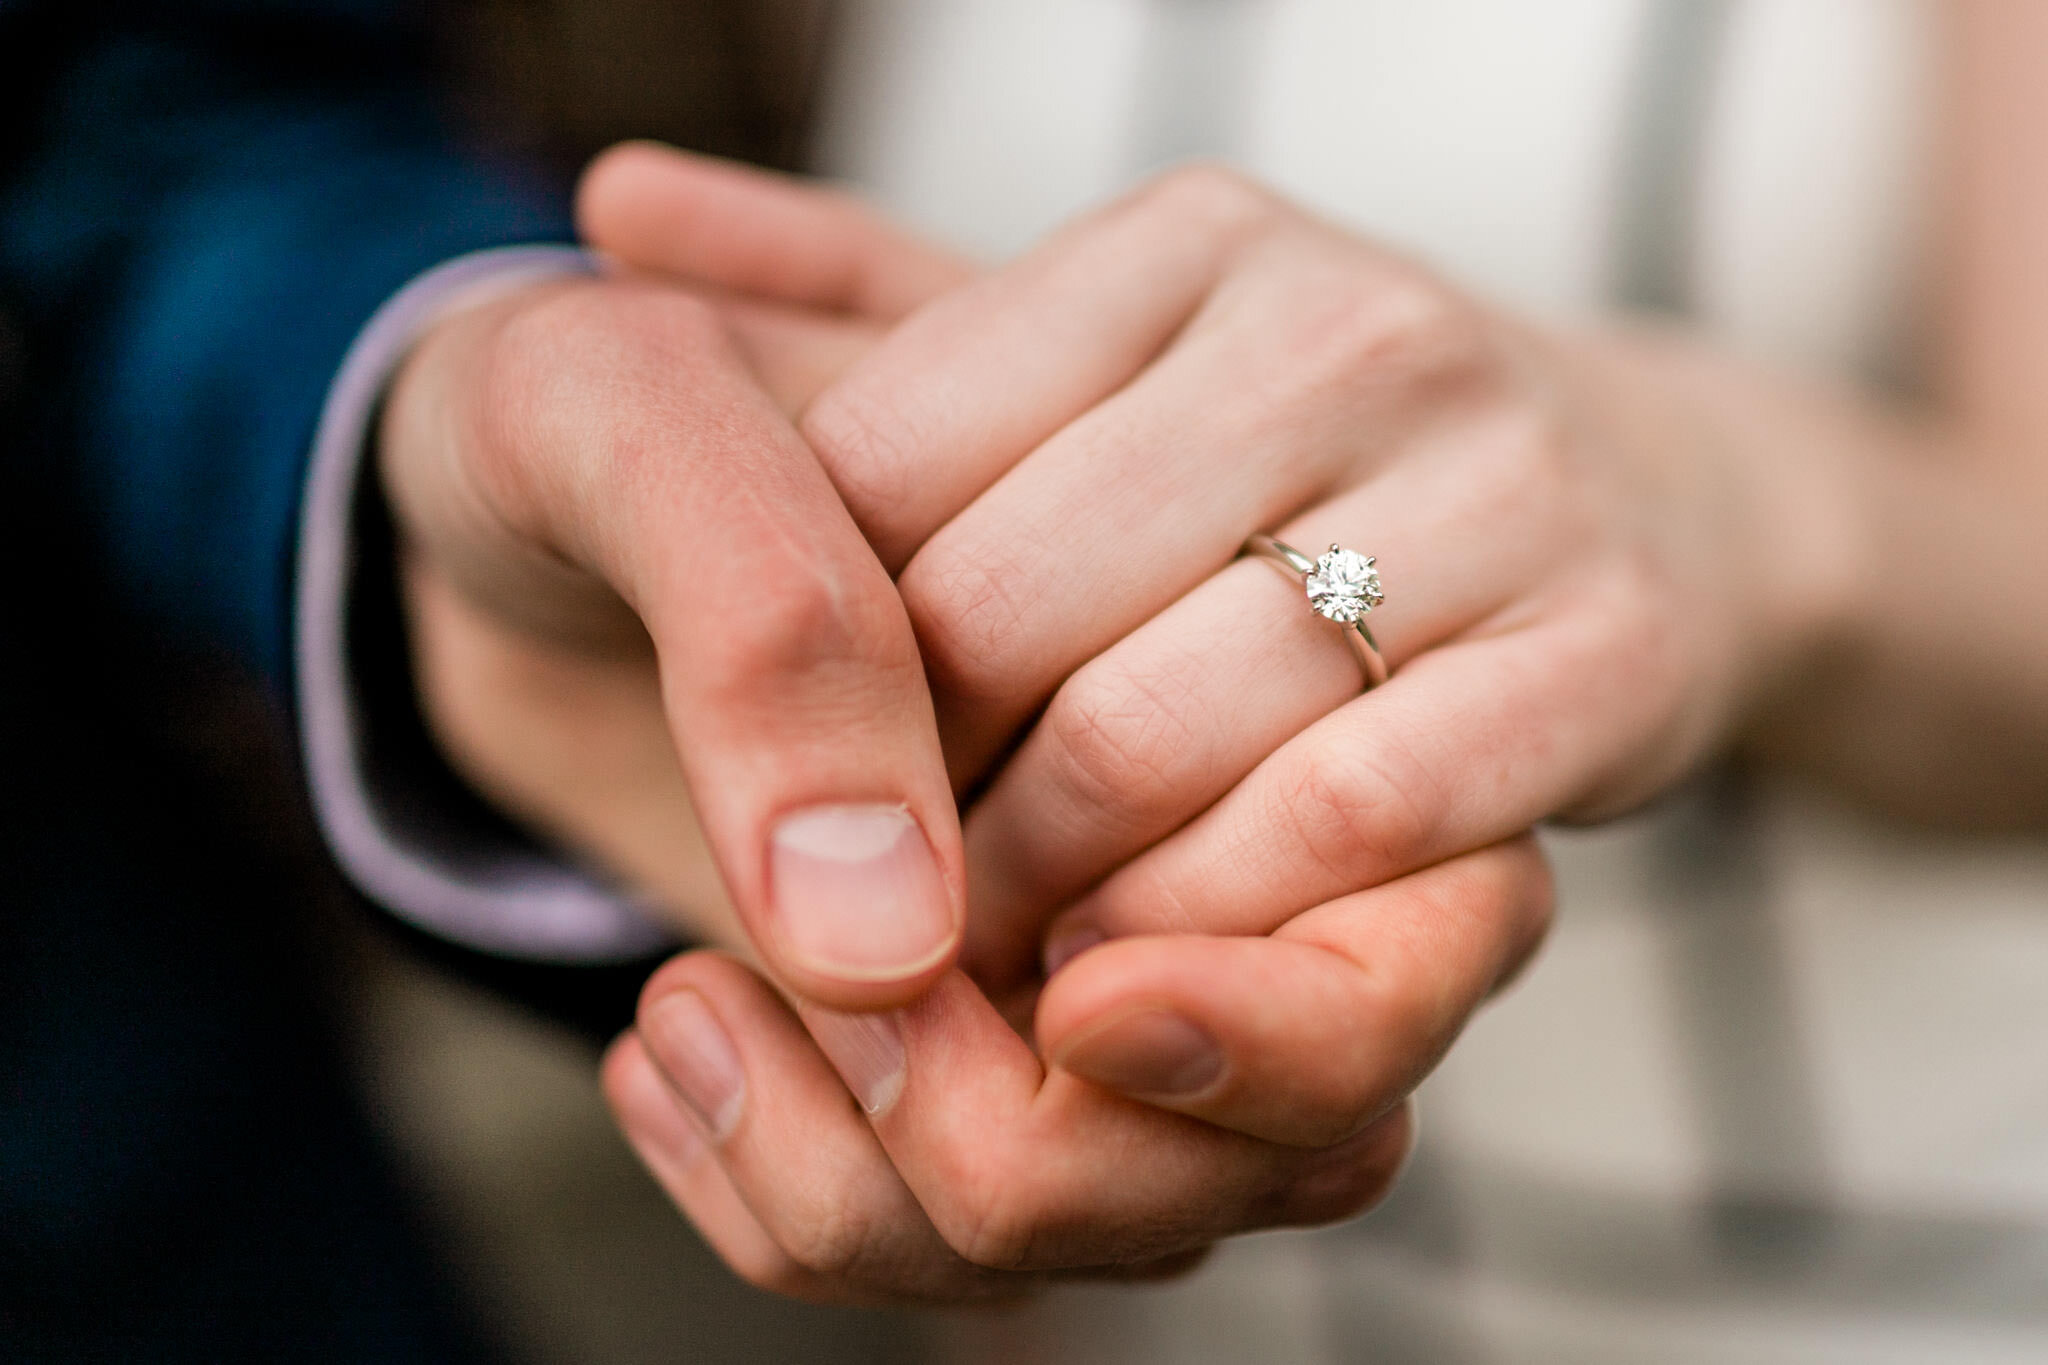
left=0, top=2, right=575, bottom=682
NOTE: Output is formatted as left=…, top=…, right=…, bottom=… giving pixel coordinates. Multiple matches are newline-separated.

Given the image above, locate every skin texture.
left=382, top=267, right=971, bottom=1013
left=382, top=0, right=2048, bottom=1300
left=385, top=149, right=1555, bottom=1296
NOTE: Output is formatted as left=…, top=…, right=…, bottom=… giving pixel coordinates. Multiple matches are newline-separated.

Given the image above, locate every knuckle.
left=1502, top=836, right=1560, bottom=935
left=799, top=383, right=922, bottom=528
left=1206, top=250, right=1487, bottom=447
left=1466, top=396, right=1578, bottom=528
left=1137, top=161, right=1281, bottom=237
left=465, top=299, right=568, bottom=496
left=776, top=1198, right=882, bottom=1281
left=1099, top=855, right=1205, bottom=936
left=1452, top=835, right=1559, bottom=944
left=1284, top=265, right=1480, bottom=400
left=471, top=284, right=724, bottom=493
left=615, top=284, right=727, bottom=354
left=1040, top=660, right=1202, bottom=834
left=898, top=543, right=1037, bottom=704
left=1359, top=953, right=1450, bottom=1057
left=1278, top=738, right=1443, bottom=885
left=495, top=283, right=722, bottom=402
left=692, top=559, right=915, bottom=707
left=1489, top=842, right=1559, bottom=992
left=1595, top=550, right=1692, bottom=718
left=1296, top=1104, right=1383, bottom=1152
left=1547, top=564, right=1695, bottom=820
left=1359, top=272, right=1476, bottom=366
left=921, top=1147, right=1042, bottom=1271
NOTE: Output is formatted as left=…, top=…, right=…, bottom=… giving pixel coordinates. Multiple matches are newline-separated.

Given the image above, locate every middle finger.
left=900, top=228, right=1477, bottom=788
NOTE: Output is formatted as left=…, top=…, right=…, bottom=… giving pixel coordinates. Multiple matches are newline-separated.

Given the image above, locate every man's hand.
left=603, top=835, right=1547, bottom=1302
left=379, top=247, right=968, bottom=1010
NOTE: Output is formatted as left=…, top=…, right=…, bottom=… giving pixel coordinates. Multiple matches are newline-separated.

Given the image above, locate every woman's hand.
left=771, top=163, right=1859, bottom=1010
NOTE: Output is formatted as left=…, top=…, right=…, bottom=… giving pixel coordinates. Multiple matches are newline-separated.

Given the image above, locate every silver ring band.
left=1243, top=534, right=1389, bottom=689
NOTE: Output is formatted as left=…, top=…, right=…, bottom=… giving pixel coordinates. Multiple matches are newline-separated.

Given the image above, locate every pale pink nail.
left=1055, top=1009, right=1223, bottom=1098
left=1042, top=923, right=1106, bottom=977
left=806, top=1008, right=907, bottom=1116
left=645, top=1103, right=709, bottom=1174
left=616, top=1043, right=710, bottom=1174
left=770, top=804, right=956, bottom=980
left=642, top=989, right=745, bottom=1140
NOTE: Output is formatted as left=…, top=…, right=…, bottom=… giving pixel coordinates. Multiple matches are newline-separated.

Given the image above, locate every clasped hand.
left=379, top=143, right=1838, bottom=1301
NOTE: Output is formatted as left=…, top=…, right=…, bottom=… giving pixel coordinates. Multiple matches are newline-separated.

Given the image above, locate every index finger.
left=577, top=141, right=975, bottom=320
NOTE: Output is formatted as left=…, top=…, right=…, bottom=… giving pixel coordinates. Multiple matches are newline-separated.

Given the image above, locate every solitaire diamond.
left=1305, top=546, right=1383, bottom=624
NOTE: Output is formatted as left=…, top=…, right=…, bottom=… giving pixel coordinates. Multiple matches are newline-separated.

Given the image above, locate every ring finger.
left=959, top=432, right=1568, bottom=988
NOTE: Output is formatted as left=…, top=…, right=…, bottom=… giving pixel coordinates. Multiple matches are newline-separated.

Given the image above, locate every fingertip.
left=1034, top=934, right=1386, bottom=1148
left=764, top=802, right=962, bottom=987
left=772, top=965, right=957, bottom=1016
left=1278, top=1100, right=1419, bottom=1230
left=712, top=796, right=965, bottom=1012
left=752, top=917, right=962, bottom=1018
left=575, top=139, right=686, bottom=245
left=1048, top=1005, right=1225, bottom=1101
left=602, top=1028, right=713, bottom=1178
left=571, top=140, right=965, bottom=318
left=1033, top=934, right=1245, bottom=1053
left=597, top=1027, right=644, bottom=1107
left=1034, top=935, right=1234, bottom=1097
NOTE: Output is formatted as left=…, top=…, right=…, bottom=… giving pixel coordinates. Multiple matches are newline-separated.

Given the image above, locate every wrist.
left=1720, top=369, right=1926, bottom=768
left=1577, top=324, right=1879, bottom=719
left=1735, top=378, right=1886, bottom=713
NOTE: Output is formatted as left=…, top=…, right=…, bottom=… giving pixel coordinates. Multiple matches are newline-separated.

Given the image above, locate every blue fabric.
left=0, top=10, right=579, bottom=1357
left=0, top=3, right=573, bottom=682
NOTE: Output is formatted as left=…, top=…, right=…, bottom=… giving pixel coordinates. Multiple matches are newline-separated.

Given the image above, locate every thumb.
left=577, top=141, right=975, bottom=321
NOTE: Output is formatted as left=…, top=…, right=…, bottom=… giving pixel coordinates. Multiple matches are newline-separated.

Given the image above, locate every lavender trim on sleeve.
left=294, top=245, right=675, bottom=962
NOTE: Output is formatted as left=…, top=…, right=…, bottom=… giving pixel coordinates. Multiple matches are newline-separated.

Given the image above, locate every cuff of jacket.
left=295, top=245, right=675, bottom=963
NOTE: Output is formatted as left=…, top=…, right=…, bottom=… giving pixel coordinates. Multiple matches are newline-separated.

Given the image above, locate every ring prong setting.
left=1305, top=546, right=1383, bottom=625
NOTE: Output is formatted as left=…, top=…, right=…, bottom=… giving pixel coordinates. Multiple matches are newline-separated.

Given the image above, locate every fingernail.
left=1042, top=923, right=1106, bottom=977
left=620, top=1066, right=709, bottom=1175
left=806, top=1008, right=907, bottom=1116
left=642, top=990, right=746, bottom=1140
left=611, top=1036, right=710, bottom=1175
left=770, top=804, right=956, bottom=980
left=662, top=1112, right=709, bottom=1170
left=1055, top=1010, right=1223, bottom=1098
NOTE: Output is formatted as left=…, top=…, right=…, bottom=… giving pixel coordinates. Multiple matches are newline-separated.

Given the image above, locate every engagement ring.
left=1242, top=535, right=1389, bottom=688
